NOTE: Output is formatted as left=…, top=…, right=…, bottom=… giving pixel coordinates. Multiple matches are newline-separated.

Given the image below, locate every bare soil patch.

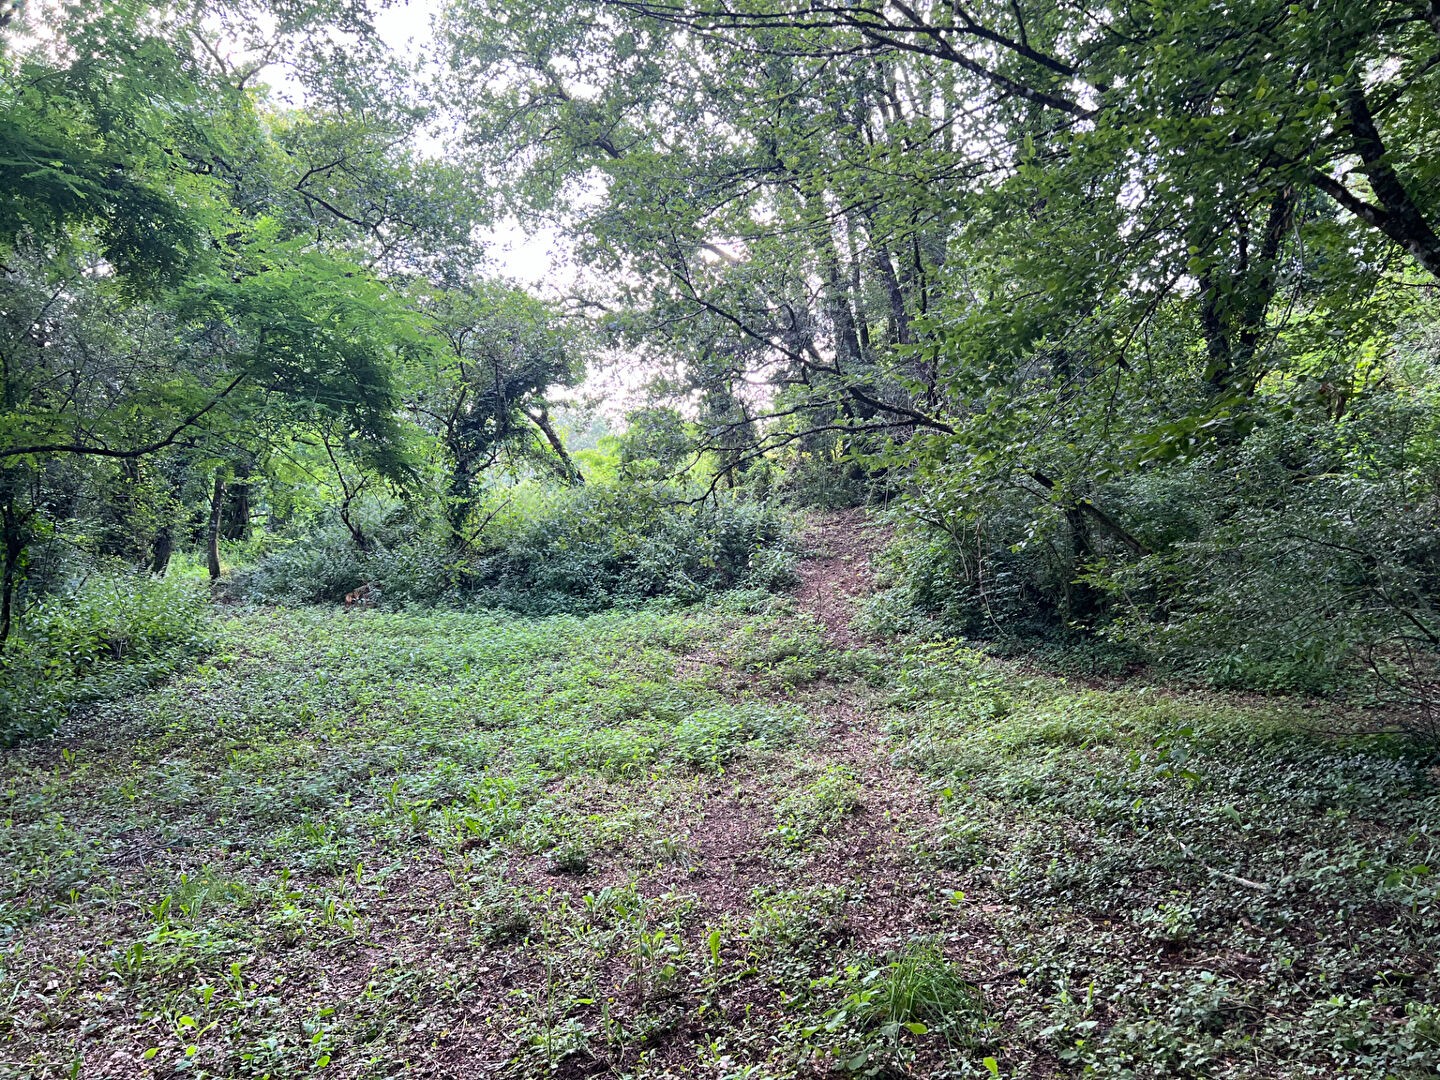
left=792, top=507, right=888, bottom=648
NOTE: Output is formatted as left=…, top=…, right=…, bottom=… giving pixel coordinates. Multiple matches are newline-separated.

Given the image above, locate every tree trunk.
left=222, top=475, right=251, bottom=541
left=445, top=471, right=473, bottom=545
left=1340, top=83, right=1440, bottom=282
left=339, top=493, right=371, bottom=553
left=150, top=523, right=174, bottom=576
left=869, top=240, right=913, bottom=346
left=526, top=408, right=584, bottom=485
left=207, top=471, right=226, bottom=582
left=0, top=504, right=24, bottom=654
left=102, top=459, right=142, bottom=560
left=1064, top=504, right=1104, bottom=626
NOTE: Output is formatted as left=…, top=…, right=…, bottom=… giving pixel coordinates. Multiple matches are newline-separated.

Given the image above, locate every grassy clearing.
left=1, top=596, right=1437, bottom=1078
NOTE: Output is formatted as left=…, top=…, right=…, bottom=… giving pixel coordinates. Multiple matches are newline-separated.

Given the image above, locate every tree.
left=0, top=0, right=440, bottom=640
left=440, top=0, right=1440, bottom=684
left=408, top=281, right=587, bottom=543
left=443, top=0, right=954, bottom=480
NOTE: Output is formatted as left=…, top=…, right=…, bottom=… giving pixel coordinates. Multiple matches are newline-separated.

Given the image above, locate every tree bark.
left=445, top=465, right=476, bottom=545
left=870, top=242, right=913, bottom=346
left=1030, top=469, right=1149, bottom=555
left=150, top=523, right=174, bottom=577
left=206, top=470, right=226, bottom=582
left=0, top=501, right=25, bottom=654
left=1063, top=504, right=1105, bottom=625
left=221, top=469, right=251, bottom=541
left=525, top=408, right=584, bottom=485
left=1198, top=188, right=1295, bottom=394
left=1310, top=84, right=1440, bottom=282
left=339, top=492, right=371, bottom=553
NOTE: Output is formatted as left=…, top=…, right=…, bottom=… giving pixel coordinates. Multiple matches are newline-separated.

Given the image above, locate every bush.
left=771, top=451, right=870, bottom=509
left=0, top=571, right=213, bottom=745
left=231, top=524, right=368, bottom=605
left=231, top=482, right=793, bottom=616
left=880, top=501, right=1074, bottom=641
left=1098, top=399, right=1440, bottom=697
left=467, top=483, right=788, bottom=613
left=233, top=524, right=465, bottom=607
left=885, top=378, right=1440, bottom=727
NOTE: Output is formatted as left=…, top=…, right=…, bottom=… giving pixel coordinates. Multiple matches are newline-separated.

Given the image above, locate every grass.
left=0, top=595, right=1437, bottom=1079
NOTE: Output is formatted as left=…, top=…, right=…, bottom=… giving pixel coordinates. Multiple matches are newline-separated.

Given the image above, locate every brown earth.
left=792, top=506, right=886, bottom=648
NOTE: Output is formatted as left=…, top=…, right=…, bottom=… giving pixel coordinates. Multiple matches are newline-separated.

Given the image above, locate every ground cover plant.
left=2, top=516, right=1436, bottom=1079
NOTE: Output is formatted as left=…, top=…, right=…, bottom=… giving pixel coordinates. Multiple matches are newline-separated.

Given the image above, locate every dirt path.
left=790, top=510, right=946, bottom=942
left=513, top=509, right=912, bottom=925
left=792, top=506, right=887, bottom=647
left=2, top=510, right=958, bottom=1080
left=660, top=508, right=946, bottom=951
left=625, top=509, right=922, bottom=914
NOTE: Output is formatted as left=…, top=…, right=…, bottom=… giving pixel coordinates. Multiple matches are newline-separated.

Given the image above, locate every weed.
left=748, top=886, right=850, bottom=959
left=776, top=764, right=862, bottom=846
left=800, top=943, right=991, bottom=1075
left=1, top=593, right=1435, bottom=1079
left=546, top=840, right=592, bottom=876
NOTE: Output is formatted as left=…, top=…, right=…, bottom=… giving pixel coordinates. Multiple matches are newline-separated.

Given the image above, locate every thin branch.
left=0, top=373, right=248, bottom=461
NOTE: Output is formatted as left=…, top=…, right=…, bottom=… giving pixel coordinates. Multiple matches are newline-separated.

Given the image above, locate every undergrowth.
left=0, top=599, right=1435, bottom=1079
left=0, top=571, right=212, bottom=745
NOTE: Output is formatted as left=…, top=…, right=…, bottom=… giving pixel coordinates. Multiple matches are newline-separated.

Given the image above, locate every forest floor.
left=2, top=511, right=1439, bottom=1080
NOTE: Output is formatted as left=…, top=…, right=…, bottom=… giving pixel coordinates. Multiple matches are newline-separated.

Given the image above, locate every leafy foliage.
left=433, top=0, right=1440, bottom=730
left=0, top=571, right=212, bottom=745
left=466, top=483, right=789, bottom=613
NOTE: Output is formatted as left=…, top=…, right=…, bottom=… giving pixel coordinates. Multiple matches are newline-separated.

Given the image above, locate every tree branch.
left=0, top=372, right=248, bottom=461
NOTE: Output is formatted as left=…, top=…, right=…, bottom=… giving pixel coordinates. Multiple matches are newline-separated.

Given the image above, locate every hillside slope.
left=1, top=512, right=1437, bottom=1079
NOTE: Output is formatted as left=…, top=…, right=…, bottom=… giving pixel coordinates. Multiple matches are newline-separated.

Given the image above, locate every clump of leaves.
left=545, top=840, right=591, bottom=876
left=748, top=886, right=849, bottom=957
left=776, top=764, right=862, bottom=846
left=669, top=703, right=805, bottom=771
left=803, top=943, right=991, bottom=1075
left=470, top=883, right=534, bottom=943
left=860, top=944, right=988, bottom=1045
left=1, top=570, right=214, bottom=745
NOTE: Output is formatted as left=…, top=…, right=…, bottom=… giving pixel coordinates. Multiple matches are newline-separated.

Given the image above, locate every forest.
left=1, top=0, right=1439, bottom=1076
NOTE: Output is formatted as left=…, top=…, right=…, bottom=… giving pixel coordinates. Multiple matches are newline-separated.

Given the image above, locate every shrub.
left=744, top=544, right=801, bottom=591
left=467, top=483, right=787, bottom=612
left=230, top=524, right=368, bottom=605
left=772, top=451, right=870, bottom=509
left=776, top=763, right=863, bottom=845
left=0, top=570, right=213, bottom=745
left=885, top=381, right=1440, bottom=731
left=232, top=524, right=471, bottom=608
left=881, top=498, right=1078, bottom=642
left=234, top=483, right=791, bottom=616
left=1097, top=400, right=1440, bottom=699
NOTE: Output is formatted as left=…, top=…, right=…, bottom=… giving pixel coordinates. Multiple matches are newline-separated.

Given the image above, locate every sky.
left=5, top=0, right=635, bottom=416
left=381, top=3, right=563, bottom=288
